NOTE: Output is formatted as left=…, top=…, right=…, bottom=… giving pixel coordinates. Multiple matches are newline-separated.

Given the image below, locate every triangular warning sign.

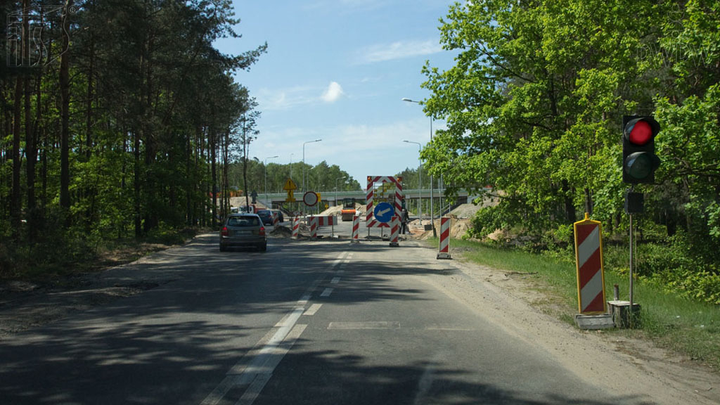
left=283, top=178, right=297, bottom=191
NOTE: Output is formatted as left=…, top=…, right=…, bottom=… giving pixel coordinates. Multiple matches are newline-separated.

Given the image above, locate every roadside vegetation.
left=416, top=0, right=719, bottom=333
left=428, top=236, right=720, bottom=371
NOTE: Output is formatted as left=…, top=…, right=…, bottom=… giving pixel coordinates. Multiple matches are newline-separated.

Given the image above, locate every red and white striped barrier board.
left=309, top=216, right=318, bottom=239
left=273, top=212, right=280, bottom=227
left=351, top=215, right=360, bottom=243
left=573, top=213, right=606, bottom=314
left=291, top=217, right=300, bottom=239
left=365, top=175, right=404, bottom=229
left=437, top=217, right=452, bottom=259
left=308, top=215, right=336, bottom=226
left=389, top=216, right=400, bottom=247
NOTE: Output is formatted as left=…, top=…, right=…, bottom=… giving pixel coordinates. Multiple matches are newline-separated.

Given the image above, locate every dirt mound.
left=319, top=206, right=343, bottom=216
left=450, top=203, right=482, bottom=219
left=320, top=203, right=366, bottom=217
left=411, top=217, right=472, bottom=240
left=269, top=225, right=293, bottom=238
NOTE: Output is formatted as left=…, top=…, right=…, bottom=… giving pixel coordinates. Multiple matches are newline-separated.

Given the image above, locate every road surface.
left=1, top=231, right=717, bottom=404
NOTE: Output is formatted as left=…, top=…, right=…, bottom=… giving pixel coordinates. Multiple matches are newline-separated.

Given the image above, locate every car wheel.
left=219, top=244, right=227, bottom=252
left=259, top=243, right=267, bottom=252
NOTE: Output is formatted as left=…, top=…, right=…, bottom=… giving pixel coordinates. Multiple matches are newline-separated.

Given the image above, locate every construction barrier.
left=273, top=212, right=280, bottom=227
left=389, top=216, right=400, bottom=247
left=437, top=217, right=452, bottom=259
left=351, top=215, right=360, bottom=243
left=573, top=213, right=607, bottom=314
left=309, top=216, right=318, bottom=239
left=311, top=215, right=336, bottom=226
left=365, top=175, right=404, bottom=229
left=291, top=217, right=300, bottom=239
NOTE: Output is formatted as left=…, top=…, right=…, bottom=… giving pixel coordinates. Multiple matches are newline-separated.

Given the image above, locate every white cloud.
left=257, top=86, right=316, bottom=111
left=355, top=40, right=443, bottom=64
left=321, top=82, right=345, bottom=103
left=258, top=82, right=345, bottom=110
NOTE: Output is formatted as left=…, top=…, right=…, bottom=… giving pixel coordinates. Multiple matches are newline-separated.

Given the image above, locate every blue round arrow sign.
left=374, top=202, right=394, bottom=223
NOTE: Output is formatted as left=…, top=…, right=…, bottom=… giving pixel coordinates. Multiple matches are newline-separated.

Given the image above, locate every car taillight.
left=259, top=227, right=266, bottom=236
left=221, top=227, right=229, bottom=236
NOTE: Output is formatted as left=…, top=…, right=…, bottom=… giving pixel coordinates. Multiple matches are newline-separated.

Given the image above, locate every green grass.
left=433, top=237, right=720, bottom=371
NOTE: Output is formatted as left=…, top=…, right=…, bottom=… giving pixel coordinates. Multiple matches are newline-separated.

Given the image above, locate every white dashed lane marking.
left=321, top=288, right=334, bottom=297
left=303, top=303, right=322, bottom=316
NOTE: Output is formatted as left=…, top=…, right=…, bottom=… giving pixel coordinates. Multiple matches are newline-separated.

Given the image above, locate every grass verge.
left=430, top=237, right=720, bottom=371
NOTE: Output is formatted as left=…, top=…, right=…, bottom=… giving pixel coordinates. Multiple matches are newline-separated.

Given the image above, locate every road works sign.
left=283, top=178, right=297, bottom=190
left=573, top=213, right=607, bottom=314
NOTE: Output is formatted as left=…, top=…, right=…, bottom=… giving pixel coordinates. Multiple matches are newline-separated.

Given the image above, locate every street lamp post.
left=264, top=155, right=278, bottom=207
left=402, top=98, right=436, bottom=236
left=403, top=140, right=422, bottom=223
left=335, top=177, right=347, bottom=206
left=302, top=139, right=322, bottom=193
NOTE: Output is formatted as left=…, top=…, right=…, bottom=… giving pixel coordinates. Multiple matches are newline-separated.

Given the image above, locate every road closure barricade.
left=351, top=215, right=361, bottom=243
left=307, top=215, right=336, bottom=239
left=389, top=216, right=400, bottom=247
left=291, top=217, right=300, bottom=239
left=437, top=217, right=452, bottom=259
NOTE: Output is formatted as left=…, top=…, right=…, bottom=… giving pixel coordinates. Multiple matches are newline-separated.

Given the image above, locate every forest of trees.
left=421, top=0, right=719, bottom=303
left=1, top=1, right=266, bottom=273
left=230, top=160, right=362, bottom=200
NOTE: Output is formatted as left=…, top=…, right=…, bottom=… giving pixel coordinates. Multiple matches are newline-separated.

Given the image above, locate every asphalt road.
left=0, top=232, right=659, bottom=404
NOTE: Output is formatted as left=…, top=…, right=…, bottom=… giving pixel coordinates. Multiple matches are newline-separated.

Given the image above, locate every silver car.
left=219, top=214, right=267, bottom=252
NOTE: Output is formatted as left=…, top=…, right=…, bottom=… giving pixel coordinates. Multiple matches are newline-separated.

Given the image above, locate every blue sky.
left=214, top=0, right=459, bottom=189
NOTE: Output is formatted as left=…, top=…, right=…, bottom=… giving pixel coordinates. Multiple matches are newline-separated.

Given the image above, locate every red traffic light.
left=622, top=116, right=661, bottom=184
left=624, top=117, right=660, bottom=145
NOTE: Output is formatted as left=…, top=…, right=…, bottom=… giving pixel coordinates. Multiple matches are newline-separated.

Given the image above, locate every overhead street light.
left=403, top=140, right=422, bottom=223
left=335, top=177, right=348, bottom=206
left=264, top=155, right=278, bottom=207
left=403, top=97, right=436, bottom=236
left=302, top=139, right=322, bottom=192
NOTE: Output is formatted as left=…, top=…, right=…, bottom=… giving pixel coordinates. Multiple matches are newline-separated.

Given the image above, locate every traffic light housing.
left=622, top=116, right=661, bottom=184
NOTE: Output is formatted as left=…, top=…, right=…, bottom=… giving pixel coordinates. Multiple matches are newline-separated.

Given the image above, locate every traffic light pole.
left=629, top=210, right=634, bottom=328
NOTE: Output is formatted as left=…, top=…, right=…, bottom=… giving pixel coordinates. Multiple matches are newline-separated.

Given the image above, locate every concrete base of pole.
left=574, top=314, right=615, bottom=330
left=608, top=300, right=642, bottom=328
left=436, top=252, right=452, bottom=260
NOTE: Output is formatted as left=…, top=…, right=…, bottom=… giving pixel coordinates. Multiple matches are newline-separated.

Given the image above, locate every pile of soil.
left=411, top=217, right=472, bottom=240
left=268, top=225, right=293, bottom=238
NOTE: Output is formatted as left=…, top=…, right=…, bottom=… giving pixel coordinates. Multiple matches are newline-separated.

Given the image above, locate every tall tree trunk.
left=211, top=127, right=217, bottom=229
left=243, top=122, right=250, bottom=210
left=24, top=0, right=38, bottom=241
left=59, top=0, right=73, bottom=223
left=134, top=128, right=142, bottom=237
left=11, top=77, right=22, bottom=240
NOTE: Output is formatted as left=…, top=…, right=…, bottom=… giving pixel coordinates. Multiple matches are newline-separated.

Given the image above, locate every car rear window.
left=227, top=217, right=259, bottom=227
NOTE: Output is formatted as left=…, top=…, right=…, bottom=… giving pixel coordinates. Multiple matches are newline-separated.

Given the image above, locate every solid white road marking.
left=303, top=303, right=322, bottom=316
left=320, top=288, right=333, bottom=297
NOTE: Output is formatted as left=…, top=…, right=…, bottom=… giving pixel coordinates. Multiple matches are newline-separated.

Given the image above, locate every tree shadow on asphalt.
left=0, top=234, right=653, bottom=405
